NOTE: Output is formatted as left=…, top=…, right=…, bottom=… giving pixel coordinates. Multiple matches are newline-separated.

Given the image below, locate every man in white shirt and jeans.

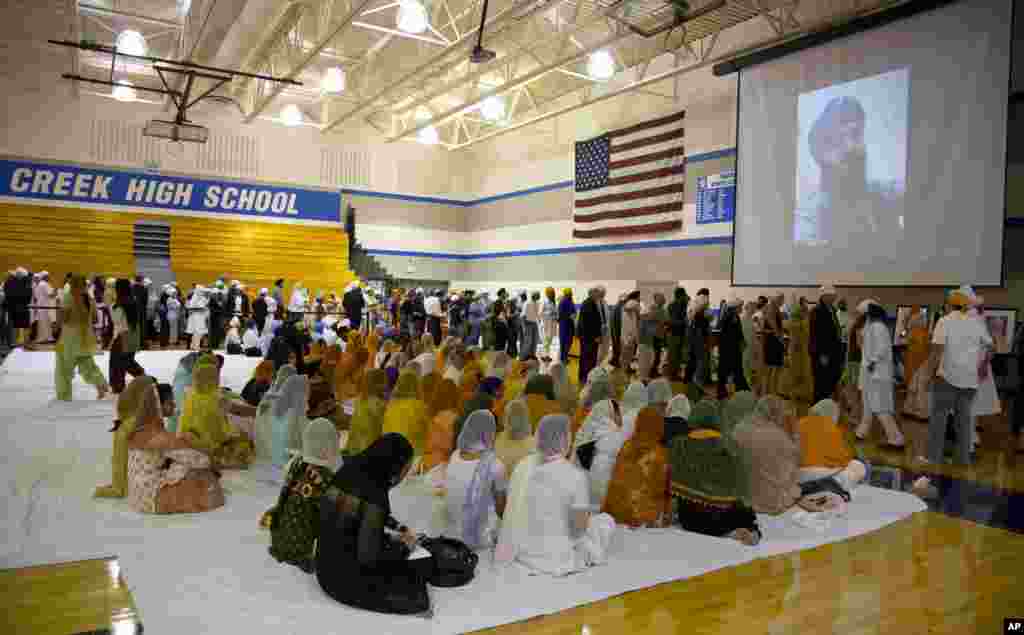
left=520, top=291, right=541, bottom=360
left=424, top=289, right=444, bottom=346
left=923, top=286, right=992, bottom=465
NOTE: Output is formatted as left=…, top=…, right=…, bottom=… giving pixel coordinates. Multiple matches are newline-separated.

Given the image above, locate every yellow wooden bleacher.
left=0, top=203, right=358, bottom=297
left=0, top=557, right=143, bottom=635
left=0, top=204, right=135, bottom=283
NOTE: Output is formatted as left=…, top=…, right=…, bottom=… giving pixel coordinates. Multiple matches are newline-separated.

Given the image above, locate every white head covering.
left=276, top=374, right=310, bottom=456
left=809, top=398, right=840, bottom=424
left=536, top=414, right=572, bottom=458
left=39, top=271, right=49, bottom=279
left=666, top=394, right=691, bottom=419
left=303, top=417, right=340, bottom=467
left=457, top=409, right=500, bottom=547
left=622, top=381, right=649, bottom=413
left=260, top=288, right=268, bottom=296
left=143, top=278, right=152, bottom=287
left=575, top=399, right=618, bottom=449
left=647, top=378, right=673, bottom=405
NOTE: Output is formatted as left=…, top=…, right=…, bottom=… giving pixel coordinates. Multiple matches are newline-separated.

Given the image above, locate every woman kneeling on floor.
left=497, top=414, right=616, bottom=576
left=125, top=377, right=225, bottom=514
left=670, top=399, right=761, bottom=545
left=317, top=433, right=433, bottom=616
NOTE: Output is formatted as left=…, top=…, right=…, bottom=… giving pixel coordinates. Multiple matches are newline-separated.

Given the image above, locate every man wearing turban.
left=793, top=95, right=904, bottom=249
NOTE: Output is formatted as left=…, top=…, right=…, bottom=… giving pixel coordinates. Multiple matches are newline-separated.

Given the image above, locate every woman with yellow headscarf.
left=54, top=274, right=109, bottom=401
left=178, top=354, right=254, bottom=468
left=94, top=375, right=155, bottom=498
left=346, top=368, right=389, bottom=456
left=458, top=359, right=484, bottom=408
left=382, top=370, right=430, bottom=456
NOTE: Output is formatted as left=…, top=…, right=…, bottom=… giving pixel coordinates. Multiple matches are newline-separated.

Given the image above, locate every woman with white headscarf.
left=620, top=380, right=650, bottom=440
left=444, top=409, right=508, bottom=549
left=254, top=365, right=297, bottom=463
left=499, top=414, right=616, bottom=576
left=275, top=374, right=311, bottom=463
left=547, top=361, right=577, bottom=415
left=574, top=399, right=626, bottom=507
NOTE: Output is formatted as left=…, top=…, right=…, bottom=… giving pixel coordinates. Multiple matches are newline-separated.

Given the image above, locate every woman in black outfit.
left=317, top=433, right=433, bottom=616
left=491, top=301, right=509, bottom=352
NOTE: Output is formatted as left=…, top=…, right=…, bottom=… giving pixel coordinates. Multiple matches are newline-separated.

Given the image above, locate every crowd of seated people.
left=69, top=278, right=959, bottom=619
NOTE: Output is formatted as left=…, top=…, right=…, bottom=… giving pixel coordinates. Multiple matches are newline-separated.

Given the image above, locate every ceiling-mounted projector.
left=143, top=120, right=209, bottom=143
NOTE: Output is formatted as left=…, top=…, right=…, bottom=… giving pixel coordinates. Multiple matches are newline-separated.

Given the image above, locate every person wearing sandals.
left=854, top=301, right=905, bottom=448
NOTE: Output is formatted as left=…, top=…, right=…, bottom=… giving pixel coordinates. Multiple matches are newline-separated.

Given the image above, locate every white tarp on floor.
left=0, top=351, right=926, bottom=634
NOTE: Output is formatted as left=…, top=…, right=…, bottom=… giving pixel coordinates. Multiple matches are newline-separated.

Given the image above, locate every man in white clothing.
left=33, top=271, right=55, bottom=344
left=424, top=289, right=444, bottom=346
left=520, top=291, right=541, bottom=360
left=923, top=286, right=992, bottom=465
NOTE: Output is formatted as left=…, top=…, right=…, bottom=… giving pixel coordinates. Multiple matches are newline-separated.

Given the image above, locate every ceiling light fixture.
left=281, top=104, right=304, bottom=127
left=112, top=80, right=137, bottom=102
left=480, top=95, right=505, bottom=121
left=587, top=50, right=615, bottom=80
left=397, top=0, right=429, bottom=34
left=417, top=125, right=439, bottom=145
left=321, top=67, right=346, bottom=93
left=115, top=30, right=147, bottom=57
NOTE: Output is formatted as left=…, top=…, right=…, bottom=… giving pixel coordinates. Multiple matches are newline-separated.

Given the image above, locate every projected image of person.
left=793, top=94, right=905, bottom=247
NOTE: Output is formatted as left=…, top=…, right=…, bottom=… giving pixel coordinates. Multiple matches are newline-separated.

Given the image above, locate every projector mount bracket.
left=48, top=39, right=302, bottom=126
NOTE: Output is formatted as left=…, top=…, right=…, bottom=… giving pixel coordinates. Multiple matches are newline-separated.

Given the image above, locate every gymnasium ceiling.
left=11, top=0, right=896, bottom=150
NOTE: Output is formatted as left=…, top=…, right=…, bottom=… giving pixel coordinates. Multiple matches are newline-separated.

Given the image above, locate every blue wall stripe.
left=367, top=235, right=733, bottom=261
left=343, top=147, right=738, bottom=207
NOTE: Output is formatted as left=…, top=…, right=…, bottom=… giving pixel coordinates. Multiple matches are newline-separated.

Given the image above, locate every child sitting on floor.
left=225, top=317, right=243, bottom=355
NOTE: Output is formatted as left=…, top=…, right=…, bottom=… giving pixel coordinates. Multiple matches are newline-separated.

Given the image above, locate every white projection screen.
left=733, top=0, right=1012, bottom=287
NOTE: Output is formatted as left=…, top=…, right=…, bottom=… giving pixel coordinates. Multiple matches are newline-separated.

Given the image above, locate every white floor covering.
left=0, top=350, right=927, bottom=634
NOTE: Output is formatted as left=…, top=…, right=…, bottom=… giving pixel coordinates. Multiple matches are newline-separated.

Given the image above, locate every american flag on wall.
left=573, top=110, right=686, bottom=238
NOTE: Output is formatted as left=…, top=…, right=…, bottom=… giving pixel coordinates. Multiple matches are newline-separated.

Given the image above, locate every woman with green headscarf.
left=670, top=398, right=761, bottom=545
left=382, top=370, right=430, bottom=456
left=178, top=353, right=254, bottom=468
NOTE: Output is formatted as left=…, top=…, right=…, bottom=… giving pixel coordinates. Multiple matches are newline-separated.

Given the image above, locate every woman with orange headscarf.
left=241, top=360, right=276, bottom=407
left=420, top=378, right=461, bottom=476
left=420, top=371, right=441, bottom=404
left=901, top=305, right=930, bottom=419
left=364, top=327, right=381, bottom=372
left=458, top=359, right=484, bottom=407
left=602, top=406, right=670, bottom=528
